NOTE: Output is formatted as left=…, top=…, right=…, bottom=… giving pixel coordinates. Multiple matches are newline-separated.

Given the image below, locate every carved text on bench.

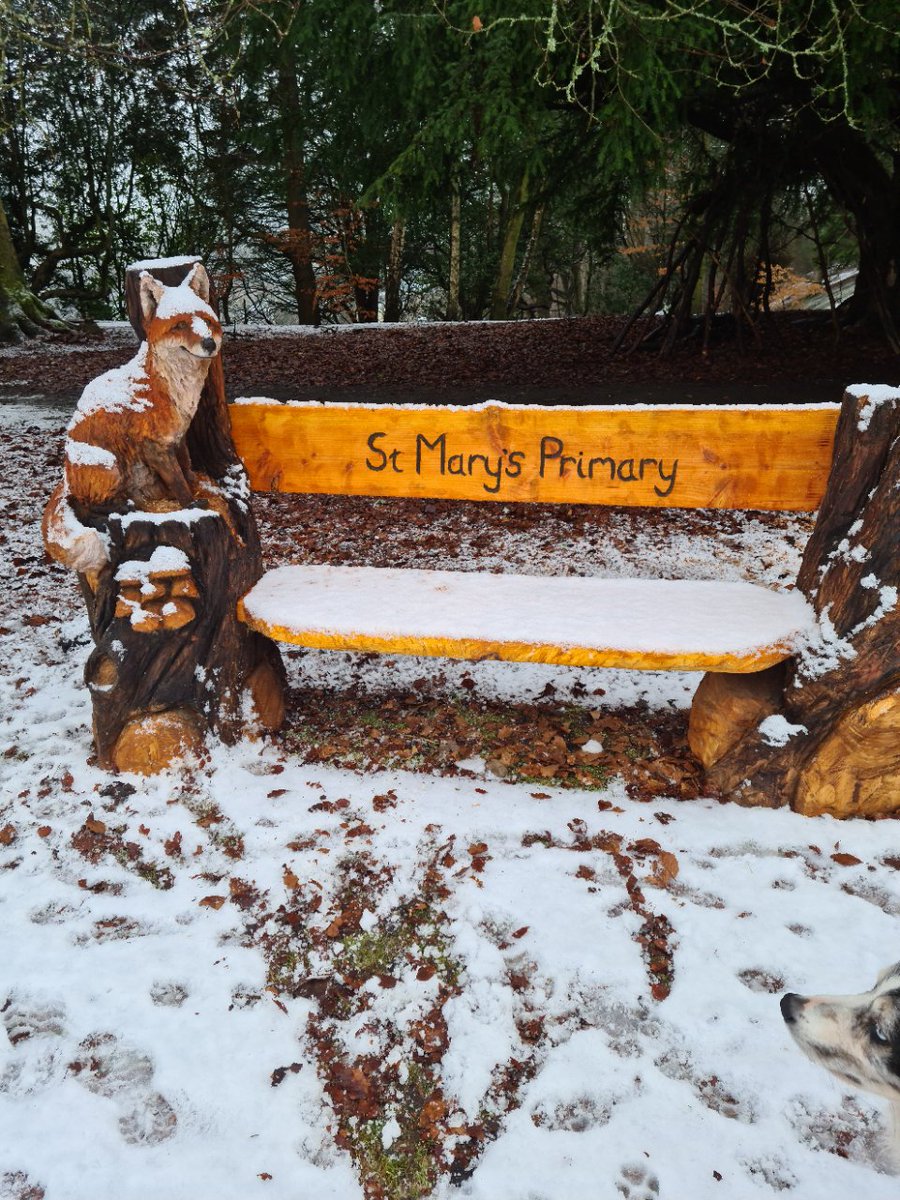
left=366, top=431, right=679, bottom=498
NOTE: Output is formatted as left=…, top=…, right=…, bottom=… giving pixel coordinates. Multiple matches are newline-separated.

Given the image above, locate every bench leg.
left=689, top=386, right=900, bottom=818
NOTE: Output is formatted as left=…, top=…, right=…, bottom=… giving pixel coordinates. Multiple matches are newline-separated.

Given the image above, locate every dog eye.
left=870, top=1025, right=890, bottom=1045
left=174, top=321, right=189, bottom=331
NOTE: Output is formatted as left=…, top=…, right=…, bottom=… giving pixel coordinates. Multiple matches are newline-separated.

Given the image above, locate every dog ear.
left=186, top=262, right=211, bottom=303
left=875, top=962, right=900, bottom=988
left=139, top=272, right=166, bottom=323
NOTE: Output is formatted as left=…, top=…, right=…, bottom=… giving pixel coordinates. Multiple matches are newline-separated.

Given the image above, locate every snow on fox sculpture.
left=42, top=264, right=223, bottom=576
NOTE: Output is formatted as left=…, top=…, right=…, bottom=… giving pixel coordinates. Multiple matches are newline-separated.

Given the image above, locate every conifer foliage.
left=0, top=0, right=897, bottom=343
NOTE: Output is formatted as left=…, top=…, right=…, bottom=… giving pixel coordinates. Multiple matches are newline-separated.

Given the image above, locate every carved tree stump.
left=689, top=386, right=900, bottom=817
left=53, top=257, right=284, bottom=773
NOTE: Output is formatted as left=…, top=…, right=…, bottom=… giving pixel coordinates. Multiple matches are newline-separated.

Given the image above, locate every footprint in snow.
left=71, top=1032, right=177, bottom=1145
left=0, top=993, right=68, bottom=1098
left=0, top=993, right=176, bottom=1146
left=149, top=981, right=189, bottom=1007
left=654, top=1046, right=756, bottom=1124
left=616, top=1162, right=660, bottom=1199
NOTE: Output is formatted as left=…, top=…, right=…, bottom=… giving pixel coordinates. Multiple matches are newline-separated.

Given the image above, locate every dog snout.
left=200, top=337, right=218, bottom=355
left=780, top=992, right=806, bottom=1024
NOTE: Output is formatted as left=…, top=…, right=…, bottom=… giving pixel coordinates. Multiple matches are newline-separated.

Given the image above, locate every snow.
left=70, top=343, right=151, bottom=419
left=845, top=384, right=900, bottom=431
left=65, top=440, right=116, bottom=469
left=115, top=546, right=191, bottom=583
left=126, top=256, right=201, bottom=272
left=50, top=485, right=111, bottom=568
left=759, top=714, right=808, bottom=747
left=151, top=278, right=218, bottom=324
left=234, top=396, right=842, bottom=415
left=2, top=402, right=900, bottom=1198
left=112, top=506, right=219, bottom=530
left=242, top=566, right=817, bottom=660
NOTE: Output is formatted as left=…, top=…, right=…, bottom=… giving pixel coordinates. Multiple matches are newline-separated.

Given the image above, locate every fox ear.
left=139, top=272, right=165, bottom=323
left=187, top=262, right=211, bottom=303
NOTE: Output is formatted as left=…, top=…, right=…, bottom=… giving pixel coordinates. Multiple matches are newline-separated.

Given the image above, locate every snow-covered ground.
left=2, top=404, right=899, bottom=1200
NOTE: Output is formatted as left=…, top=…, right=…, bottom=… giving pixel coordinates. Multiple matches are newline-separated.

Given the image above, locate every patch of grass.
left=133, top=859, right=175, bottom=890
left=341, top=927, right=407, bottom=977
left=265, top=939, right=311, bottom=995
left=338, top=900, right=461, bottom=990
left=352, top=1119, right=435, bottom=1200
left=572, top=763, right=612, bottom=789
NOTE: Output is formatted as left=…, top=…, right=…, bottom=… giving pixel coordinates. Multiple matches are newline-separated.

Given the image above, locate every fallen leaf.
left=646, top=850, right=680, bottom=889
left=418, top=1096, right=447, bottom=1127
left=199, top=895, right=226, bottom=909
left=0, top=824, right=15, bottom=845
left=831, top=852, right=862, bottom=867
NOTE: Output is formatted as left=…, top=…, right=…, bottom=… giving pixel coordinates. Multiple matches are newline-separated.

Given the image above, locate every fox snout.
left=162, top=319, right=222, bottom=359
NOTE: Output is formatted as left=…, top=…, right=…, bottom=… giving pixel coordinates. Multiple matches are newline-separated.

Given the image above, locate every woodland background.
left=1, top=1, right=899, bottom=352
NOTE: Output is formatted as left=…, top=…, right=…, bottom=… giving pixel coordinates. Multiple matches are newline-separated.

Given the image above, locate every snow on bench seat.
left=237, top=566, right=817, bottom=673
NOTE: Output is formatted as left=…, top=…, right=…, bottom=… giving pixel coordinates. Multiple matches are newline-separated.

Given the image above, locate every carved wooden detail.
left=230, top=400, right=838, bottom=510
left=689, top=386, right=900, bottom=818
left=43, top=257, right=284, bottom=773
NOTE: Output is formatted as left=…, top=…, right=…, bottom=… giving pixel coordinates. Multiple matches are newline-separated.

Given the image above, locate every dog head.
left=781, top=963, right=900, bottom=1101
left=140, top=264, right=223, bottom=363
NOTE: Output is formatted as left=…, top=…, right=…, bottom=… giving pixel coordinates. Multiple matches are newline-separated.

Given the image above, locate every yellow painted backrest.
left=229, top=400, right=839, bottom=511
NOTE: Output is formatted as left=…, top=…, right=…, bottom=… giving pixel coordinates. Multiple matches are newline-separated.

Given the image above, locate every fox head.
left=139, top=264, right=223, bottom=364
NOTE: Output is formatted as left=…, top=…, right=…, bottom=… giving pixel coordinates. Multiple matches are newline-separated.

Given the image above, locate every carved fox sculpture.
left=42, top=264, right=223, bottom=575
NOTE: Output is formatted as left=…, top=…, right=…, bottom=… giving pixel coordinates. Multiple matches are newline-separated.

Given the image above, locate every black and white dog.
left=782, top=963, right=900, bottom=1167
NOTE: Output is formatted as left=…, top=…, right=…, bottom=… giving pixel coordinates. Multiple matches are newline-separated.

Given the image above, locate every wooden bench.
left=229, top=399, right=838, bottom=674
left=227, top=389, right=899, bottom=820
left=42, top=256, right=897, bottom=816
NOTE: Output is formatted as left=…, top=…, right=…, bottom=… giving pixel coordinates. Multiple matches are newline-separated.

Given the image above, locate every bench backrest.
left=229, top=400, right=839, bottom=511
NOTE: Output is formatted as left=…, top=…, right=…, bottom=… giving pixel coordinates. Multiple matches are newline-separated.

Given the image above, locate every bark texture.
left=0, top=197, right=69, bottom=343
left=275, top=63, right=320, bottom=326
left=689, top=386, right=900, bottom=817
left=73, top=258, right=285, bottom=772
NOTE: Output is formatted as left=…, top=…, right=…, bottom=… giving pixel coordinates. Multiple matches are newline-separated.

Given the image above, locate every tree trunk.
left=55, top=258, right=285, bottom=773
left=384, top=216, right=406, bottom=323
left=689, top=386, right=900, bottom=817
left=0, top=196, right=68, bottom=343
left=509, top=203, right=544, bottom=317
left=276, top=64, right=319, bottom=326
left=814, top=127, right=900, bottom=351
left=446, top=177, right=462, bottom=322
left=489, top=169, right=530, bottom=320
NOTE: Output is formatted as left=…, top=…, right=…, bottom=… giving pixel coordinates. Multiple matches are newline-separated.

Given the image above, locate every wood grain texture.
left=696, top=386, right=900, bottom=816
left=229, top=402, right=839, bottom=510
left=236, top=598, right=795, bottom=673
left=792, top=689, right=900, bottom=818
left=688, top=665, right=786, bottom=766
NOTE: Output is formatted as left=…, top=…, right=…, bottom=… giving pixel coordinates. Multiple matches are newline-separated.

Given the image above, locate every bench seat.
left=237, top=565, right=816, bottom=673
